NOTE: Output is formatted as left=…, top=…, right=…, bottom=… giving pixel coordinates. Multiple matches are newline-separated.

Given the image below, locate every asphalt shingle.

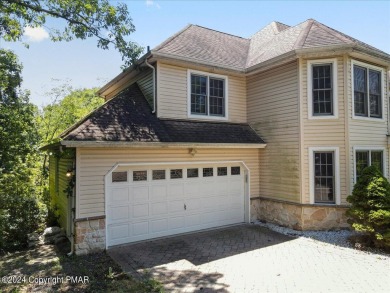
left=61, top=84, right=264, bottom=145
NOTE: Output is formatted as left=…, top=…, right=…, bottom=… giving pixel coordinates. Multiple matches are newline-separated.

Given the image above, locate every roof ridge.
left=311, top=20, right=354, bottom=44
left=192, top=24, right=248, bottom=40
left=293, top=19, right=314, bottom=49
left=153, top=24, right=193, bottom=52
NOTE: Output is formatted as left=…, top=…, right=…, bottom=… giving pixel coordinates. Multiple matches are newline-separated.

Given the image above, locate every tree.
left=0, top=49, right=46, bottom=251
left=347, top=166, right=390, bottom=250
left=38, top=86, right=105, bottom=145
left=0, top=0, right=143, bottom=67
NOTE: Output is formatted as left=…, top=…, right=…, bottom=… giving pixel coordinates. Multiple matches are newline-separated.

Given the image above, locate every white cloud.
left=23, top=26, right=49, bottom=42
left=146, top=0, right=161, bottom=9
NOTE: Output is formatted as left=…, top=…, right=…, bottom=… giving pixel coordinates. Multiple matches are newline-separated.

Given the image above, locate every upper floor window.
left=353, top=61, right=383, bottom=119
left=188, top=70, right=228, bottom=119
left=307, top=59, right=338, bottom=119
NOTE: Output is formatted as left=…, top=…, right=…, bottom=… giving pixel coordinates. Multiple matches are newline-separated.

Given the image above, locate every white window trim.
left=351, top=60, right=385, bottom=122
left=187, top=69, right=229, bottom=121
left=307, top=59, right=338, bottom=120
left=353, top=146, right=387, bottom=183
left=308, top=147, right=340, bottom=205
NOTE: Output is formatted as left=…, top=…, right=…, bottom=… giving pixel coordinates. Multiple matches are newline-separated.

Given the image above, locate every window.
left=231, top=166, right=240, bottom=175
left=355, top=149, right=384, bottom=181
left=203, top=167, right=213, bottom=177
left=312, top=64, right=333, bottom=115
left=133, top=171, right=147, bottom=181
left=170, top=169, right=183, bottom=179
left=112, top=171, right=127, bottom=183
left=353, top=62, right=382, bottom=119
left=307, top=59, right=337, bottom=119
left=188, top=70, right=227, bottom=119
left=152, top=170, right=165, bottom=180
left=187, top=168, right=199, bottom=178
left=217, top=167, right=227, bottom=176
left=309, top=147, right=340, bottom=205
left=314, top=152, right=335, bottom=204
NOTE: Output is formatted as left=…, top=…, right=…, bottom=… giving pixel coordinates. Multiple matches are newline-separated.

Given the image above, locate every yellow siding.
left=301, top=56, right=348, bottom=204
left=76, top=147, right=260, bottom=218
left=347, top=57, right=389, bottom=193
left=247, top=61, right=300, bottom=202
left=105, top=68, right=153, bottom=101
left=137, top=69, right=154, bottom=107
left=49, top=155, right=73, bottom=232
left=157, top=62, right=247, bottom=123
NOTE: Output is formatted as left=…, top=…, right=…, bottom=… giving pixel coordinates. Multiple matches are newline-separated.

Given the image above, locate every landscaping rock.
left=43, top=226, right=62, bottom=237
left=27, top=232, right=40, bottom=242
left=54, top=236, right=68, bottom=245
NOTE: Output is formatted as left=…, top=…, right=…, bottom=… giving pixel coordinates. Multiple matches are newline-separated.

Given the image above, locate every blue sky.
left=2, top=0, right=390, bottom=106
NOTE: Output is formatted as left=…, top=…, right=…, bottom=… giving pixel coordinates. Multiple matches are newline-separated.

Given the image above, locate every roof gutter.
left=144, top=57, right=156, bottom=113
left=60, top=140, right=266, bottom=149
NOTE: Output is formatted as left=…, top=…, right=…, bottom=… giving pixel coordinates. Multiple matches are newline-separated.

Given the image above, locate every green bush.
left=347, top=165, right=390, bottom=250
left=0, top=164, right=47, bottom=252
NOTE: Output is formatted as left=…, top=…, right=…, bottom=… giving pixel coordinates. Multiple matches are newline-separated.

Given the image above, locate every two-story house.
left=45, top=19, right=390, bottom=255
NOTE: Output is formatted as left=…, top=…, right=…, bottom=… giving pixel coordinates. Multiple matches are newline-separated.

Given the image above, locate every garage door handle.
left=184, top=204, right=186, bottom=210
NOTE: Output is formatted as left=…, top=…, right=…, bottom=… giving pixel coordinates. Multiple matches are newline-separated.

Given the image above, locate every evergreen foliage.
left=347, top=166, right=390, bottom=250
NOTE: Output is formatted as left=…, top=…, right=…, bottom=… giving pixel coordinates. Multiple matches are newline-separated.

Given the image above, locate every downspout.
left=145, top=57, right=156, bottom=114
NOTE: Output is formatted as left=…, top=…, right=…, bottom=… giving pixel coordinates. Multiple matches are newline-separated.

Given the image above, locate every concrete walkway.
left=108, top=224, right=390, bottom=292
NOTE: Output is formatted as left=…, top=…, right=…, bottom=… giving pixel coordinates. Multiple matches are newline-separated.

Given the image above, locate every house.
left=45, top=19, right=390, bottom=255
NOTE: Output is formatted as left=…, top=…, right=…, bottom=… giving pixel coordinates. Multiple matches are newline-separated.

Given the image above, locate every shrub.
left=347, top=165, right=390, bottom=250
left=0, top=164, right=47, bottom=251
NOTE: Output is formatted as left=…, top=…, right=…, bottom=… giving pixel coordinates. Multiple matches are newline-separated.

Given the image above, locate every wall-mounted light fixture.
left=66, top=168, right=73, bottom=177
left=190, top=148, right=197, bottom=157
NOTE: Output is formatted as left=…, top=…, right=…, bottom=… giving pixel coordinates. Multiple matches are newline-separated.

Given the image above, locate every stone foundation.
left=253, top=197, right=350, bottom=230
left=74, top=218, right=106, bottom=255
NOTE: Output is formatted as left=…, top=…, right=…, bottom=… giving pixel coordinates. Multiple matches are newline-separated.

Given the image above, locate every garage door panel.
left=151, top=218, right=168, bottom=233
left=186, top=213, right=202, bottom=227
left=168, top=216, right=185, bottom=230
left=151, top=202, right=167, bottom=216
left=133, top=203, right=149, bottom=218
left=168, top=184, right=184, bottom=199
left=110, top=206, right=130, bottom=222
left=110, top=187, right=129, bottom=204
left=150, top=185, right=167, bottom=201
left=107, top=163, right=246, bottom=247
left=186, top=198, right=201, bottom=211
left=132, top=221, right=149, bottom=236
left=110, top=223, right=129, bottom=240
left=184, top=182, right=200, bottom=196
left=132, top=186, right=149, bottom=203
left=168, top=200, right=185, bottom=213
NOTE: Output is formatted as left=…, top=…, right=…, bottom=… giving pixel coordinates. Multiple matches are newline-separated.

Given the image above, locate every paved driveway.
left=108, top=224, right=390, bottom=292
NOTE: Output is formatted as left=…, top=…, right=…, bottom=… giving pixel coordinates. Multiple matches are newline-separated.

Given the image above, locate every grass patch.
left=0, top=243, right=163, bottom=293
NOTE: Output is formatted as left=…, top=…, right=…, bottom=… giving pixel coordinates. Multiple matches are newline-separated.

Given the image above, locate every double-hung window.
left=189, top=71, right=227, bottom=119
left=309, top=147, right=340, bottom=205
left=307, top=59, right=337, bottom=119
left=355, top=149, right=384, bottom=182
left=353, top=62, right=383, bottom=119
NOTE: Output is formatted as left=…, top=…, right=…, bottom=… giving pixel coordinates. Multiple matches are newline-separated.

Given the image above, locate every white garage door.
left=106, top=163, right=246, bottom=247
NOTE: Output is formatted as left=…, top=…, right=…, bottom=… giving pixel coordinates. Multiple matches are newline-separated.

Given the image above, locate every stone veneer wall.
left=75, top=218, right=106, bottom=255
left=255, top=198, right=350, bottom=230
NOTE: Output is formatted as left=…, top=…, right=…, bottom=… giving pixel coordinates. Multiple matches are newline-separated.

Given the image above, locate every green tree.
left=347, top=166, right=390, bottom=250
left=0, top=49, right=46, bottom=251
left=0, top=0, right=143, bottom=67
left=38, top=86, right=104, bottom=145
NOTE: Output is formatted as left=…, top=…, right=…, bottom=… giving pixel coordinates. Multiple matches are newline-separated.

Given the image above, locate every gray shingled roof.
left=61, top=84, right=264, bottom=145
left=152, top=19, right=390, bottom=71
left=154, top=25, right=250, bottom=70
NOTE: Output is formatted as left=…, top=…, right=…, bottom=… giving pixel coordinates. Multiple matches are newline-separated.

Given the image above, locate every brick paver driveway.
left=108, top=224, right=390, bottom=292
